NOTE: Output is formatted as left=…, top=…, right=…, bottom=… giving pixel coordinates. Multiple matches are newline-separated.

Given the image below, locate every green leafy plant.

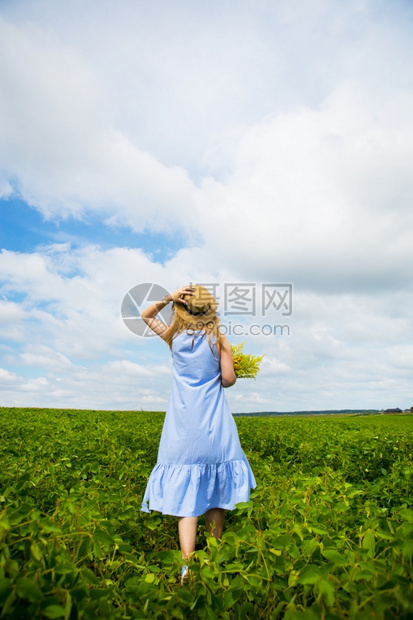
left=1, top=408, right=412, bottom=618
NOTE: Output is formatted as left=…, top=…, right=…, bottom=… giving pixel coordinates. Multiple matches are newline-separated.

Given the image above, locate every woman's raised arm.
left=141, top=286, right=194, bottom=340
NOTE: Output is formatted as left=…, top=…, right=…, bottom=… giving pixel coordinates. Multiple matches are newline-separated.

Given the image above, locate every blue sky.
left=0, top=0, right=412, bottom=411
left=0, top=196, right=185, bottom=261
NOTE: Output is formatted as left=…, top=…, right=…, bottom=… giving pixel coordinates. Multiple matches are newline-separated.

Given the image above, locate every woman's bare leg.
left=205, top=508, right=225, bottom=538
left=178, top=516, right=198, bottom=560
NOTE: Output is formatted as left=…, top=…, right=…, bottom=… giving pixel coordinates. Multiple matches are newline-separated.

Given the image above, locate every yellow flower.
left=230, top=342, right=264, bottom=379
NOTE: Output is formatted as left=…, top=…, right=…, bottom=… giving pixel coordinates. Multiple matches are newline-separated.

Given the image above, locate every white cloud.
left=0, top=242, right=412, bottom=410
left=0, top=16, right=197, bottom=230
left=194, top=79, right=413, bottom=292
left=0, top=367, right=18, bottom=383
left=0, top=300, right=27, bottom=324
left=1, top=3, right=412, bottom=293
left=19, top=345, right=76, bottom=372
left=0, top=180, right=13, bottom=199
left=0, top=0, right=412, bottom=410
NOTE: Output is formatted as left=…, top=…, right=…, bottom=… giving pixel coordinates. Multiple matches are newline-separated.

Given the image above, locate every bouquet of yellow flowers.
left=231, top=342, right=264, bottom=379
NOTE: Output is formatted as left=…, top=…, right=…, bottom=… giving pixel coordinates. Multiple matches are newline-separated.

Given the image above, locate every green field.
left=0, top=408, right=412, bottom=619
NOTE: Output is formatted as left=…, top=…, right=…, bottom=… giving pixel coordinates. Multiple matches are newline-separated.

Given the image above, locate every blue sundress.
left=140, top=331, right=256, bottom=517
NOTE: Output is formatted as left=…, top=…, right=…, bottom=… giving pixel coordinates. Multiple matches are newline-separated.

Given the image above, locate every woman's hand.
left=169, top=286, right=195, bottom=305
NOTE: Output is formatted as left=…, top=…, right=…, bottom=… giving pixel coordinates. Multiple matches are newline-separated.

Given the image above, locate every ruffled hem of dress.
left=140, top=458, right=257, bottom=517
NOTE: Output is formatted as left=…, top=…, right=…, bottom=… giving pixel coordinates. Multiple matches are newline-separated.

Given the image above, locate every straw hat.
left=174, top=285, right=218, bottom=323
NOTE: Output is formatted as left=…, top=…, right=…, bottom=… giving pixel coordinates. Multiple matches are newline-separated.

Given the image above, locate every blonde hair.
left=164, top=305, right=224, bottom=352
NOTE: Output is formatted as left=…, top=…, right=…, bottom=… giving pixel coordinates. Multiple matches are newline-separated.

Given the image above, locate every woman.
left=140, top=285, right=256, bottom=583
